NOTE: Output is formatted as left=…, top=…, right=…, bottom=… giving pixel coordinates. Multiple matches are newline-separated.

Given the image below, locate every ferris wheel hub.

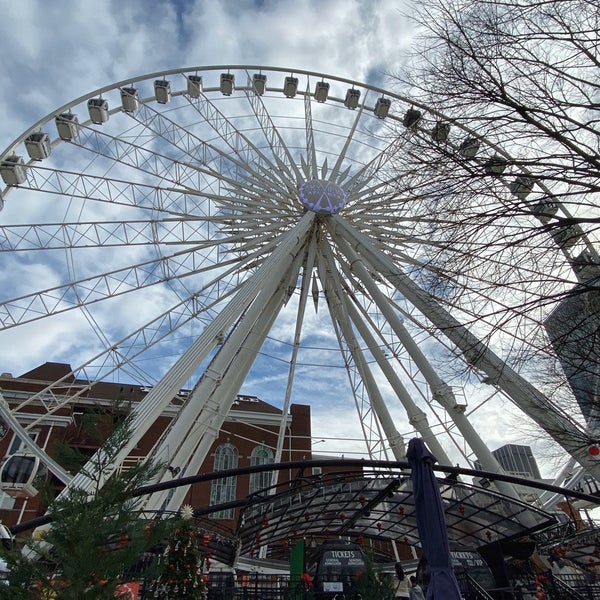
left=298, top=179, right=346, bottom=214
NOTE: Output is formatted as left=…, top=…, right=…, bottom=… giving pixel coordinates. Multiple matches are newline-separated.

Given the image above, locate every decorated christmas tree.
left=152, top=505, right=206, bottom=599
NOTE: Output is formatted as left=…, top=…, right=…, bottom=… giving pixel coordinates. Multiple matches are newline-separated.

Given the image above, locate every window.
left=8, top=431, right=39, bottom=456
left=209, top=444, right=238, bottom=519
left=249, top=446, right=274, bottom=495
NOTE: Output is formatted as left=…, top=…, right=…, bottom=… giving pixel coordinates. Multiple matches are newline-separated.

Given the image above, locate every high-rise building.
left=474, top=443, right=541, bottom=480
left=544, top=288, right=600, bottom=423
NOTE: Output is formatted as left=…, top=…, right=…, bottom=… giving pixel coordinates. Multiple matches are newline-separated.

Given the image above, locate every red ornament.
left=304, top=512, right=310, bottom=521
left=339, top=513, right=346, bottom=522
left=486, top=531, right=492, bottom=540
left=358, top=495, right=366, bottom=506
left=398, top=506, right=404, bottom=516
left=458, top=504, right=465, bottom=516
left=376, top=522, right=382, bottom=531
left=118, top=534, right=129, bottom=548
left=255, top=533, right=261, bottom=544
left=262, top=515, right=269, bottom=527
left=357, top=535, right=364, bottom=545
left=203, top=533, right=210, bottom=546
left=589, top=444, right=600, bottom=456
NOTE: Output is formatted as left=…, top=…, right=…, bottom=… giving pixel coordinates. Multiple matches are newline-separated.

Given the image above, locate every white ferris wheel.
left=0, top=65, right=598, bottom=514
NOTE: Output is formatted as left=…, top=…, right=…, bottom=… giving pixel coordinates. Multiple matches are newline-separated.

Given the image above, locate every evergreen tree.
left=151, top=504, right=206, bottom=599
left=0, top=409, right=172, bottom=599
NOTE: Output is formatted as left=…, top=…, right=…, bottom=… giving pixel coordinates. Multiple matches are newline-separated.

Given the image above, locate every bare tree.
left=381, top=0, right=600, bottom=457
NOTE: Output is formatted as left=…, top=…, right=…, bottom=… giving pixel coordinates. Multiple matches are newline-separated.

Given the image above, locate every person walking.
left=394, top=562, right=411, bottom=599
left=408, top=576, right=425, bottom=600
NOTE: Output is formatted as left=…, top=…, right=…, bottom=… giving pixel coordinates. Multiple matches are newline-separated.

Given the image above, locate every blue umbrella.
left=407, top=437, right=462, bottom=600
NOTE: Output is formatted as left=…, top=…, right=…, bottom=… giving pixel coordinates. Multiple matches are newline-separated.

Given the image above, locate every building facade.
left=0, top=362, right=312, bottom=532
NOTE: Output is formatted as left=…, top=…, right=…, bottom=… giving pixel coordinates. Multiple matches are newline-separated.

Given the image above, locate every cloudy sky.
left=0, top=0, right=413, bottom=145
left=0, top=0, right=569, bottom=480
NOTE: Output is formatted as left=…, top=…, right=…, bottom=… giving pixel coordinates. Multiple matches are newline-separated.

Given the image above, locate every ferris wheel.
left=0, top=65, right=598, bottom=513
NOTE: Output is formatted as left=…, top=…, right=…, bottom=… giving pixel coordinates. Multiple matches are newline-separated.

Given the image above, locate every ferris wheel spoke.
left=243, top=82, right=304, bottom=184
left=72, top=125, right=222, bottom=196
left=7, top=164, right=224, bottom=217
left=0, top=245, right=237, bottom=329
left=183, top=92, right=295, bottom=198
left=0, top=217, right=220, bottom=251
left=314, top=248, right=391, bottom=460
left=329, top=104, right=367, bottom=184
left=126, top=102, right=283, bottom=197
left=337, top=253, right=526, bottom=494
left=303, top=81, right=319, bottom=180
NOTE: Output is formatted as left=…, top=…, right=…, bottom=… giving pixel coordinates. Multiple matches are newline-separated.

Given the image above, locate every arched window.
left=249, top=446, right=274, bottom=495
left=209, top=443, right=238, bottom=519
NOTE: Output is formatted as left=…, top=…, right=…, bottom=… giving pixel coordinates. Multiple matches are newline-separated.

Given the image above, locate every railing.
left=551, top=575, right=588, bottom=600
left=552, top=573, right=600, bottom=600
left=454, top=572, right=494, bottom=600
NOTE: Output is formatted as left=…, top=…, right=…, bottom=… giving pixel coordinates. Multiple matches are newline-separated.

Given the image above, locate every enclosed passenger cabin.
left=55, top=112, right=79, bottom=140
left=154, top=80, right=171, bottom=104
left=0, top=155, right=27, bottom=186
left=374, top=97, right=391, bottom=119
left=283, top=76, right=298, bottom=98
left=344, top=88, right=360, bottom=109
left=220, top=73, right=235, bottom=96
left=87, top=98, right=109, bottom=124
left=572, top=250, right=600, bottom=282
left=252, top=73, right=267, bottom=96
left=120, top=87, right=139, bottom=112
left=25, top=132, right=51, bottom=160
left=509, top=175, right=535, bottom=200
left=431, top=121, right=450, bottom=142
left=403, top=107, right=422, bottom=129
left=314, top=81, right=329, bottom=103
left=484, top=155, right=508, bottom=176
left=187, top=74, right=203, bottom=98
left=0, top=453, right=46, bottom=498
left=458, top=137, right=480, bottom=158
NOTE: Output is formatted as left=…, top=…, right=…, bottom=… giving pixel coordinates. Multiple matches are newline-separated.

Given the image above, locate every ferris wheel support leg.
left=319, top=240, right=426, bottom=462
left=328, top=215, right=600, bottom=483
left=140, top=224, right=312, bottom=512
left=60, top=213, right=315, bottom=499
left=157, top=283, right=292, bottom=514
left=333, top=233, right=522, bottom=500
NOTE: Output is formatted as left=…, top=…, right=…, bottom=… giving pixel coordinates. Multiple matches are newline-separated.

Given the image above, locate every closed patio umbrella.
left=407, top=437, right=462, bottom=600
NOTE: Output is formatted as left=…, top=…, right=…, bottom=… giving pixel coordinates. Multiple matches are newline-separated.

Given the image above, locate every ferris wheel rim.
left=0, top=64, right=596, bottom=508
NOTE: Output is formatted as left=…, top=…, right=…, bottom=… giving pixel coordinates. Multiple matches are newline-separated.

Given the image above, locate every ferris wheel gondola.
left=0, top=453, right=46, bottom=498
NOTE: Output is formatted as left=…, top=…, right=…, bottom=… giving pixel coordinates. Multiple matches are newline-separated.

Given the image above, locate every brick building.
left=0, top=362, right=312, bottom=532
